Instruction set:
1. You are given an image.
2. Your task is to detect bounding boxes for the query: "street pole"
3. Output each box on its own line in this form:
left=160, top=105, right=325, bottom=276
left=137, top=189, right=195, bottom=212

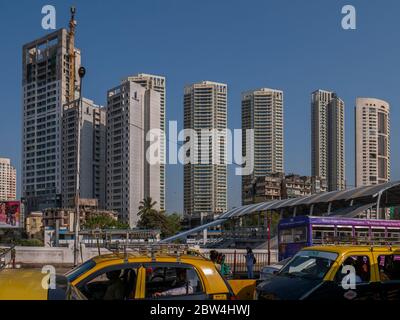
left=267, top=211, right=271, bottom=265
left=73, top=66, right=86, bottom=266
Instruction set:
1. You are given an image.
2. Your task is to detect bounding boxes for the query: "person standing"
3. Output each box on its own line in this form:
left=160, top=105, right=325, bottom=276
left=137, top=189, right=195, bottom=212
left=218, top=253, right=231, bottom=277
left=245, top=247, right=256, bottom=279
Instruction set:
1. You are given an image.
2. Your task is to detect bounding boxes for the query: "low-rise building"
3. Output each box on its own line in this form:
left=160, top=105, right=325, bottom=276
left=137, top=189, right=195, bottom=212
left=243, top=173, right=327, bottom=205
left=25, top=211, right=43, bottom=239
left=43, top=205, right=118, bottom=232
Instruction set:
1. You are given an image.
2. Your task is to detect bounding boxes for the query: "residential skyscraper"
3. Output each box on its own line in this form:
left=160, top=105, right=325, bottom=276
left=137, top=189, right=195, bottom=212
left=106, top=78, right=162, bottom=227
left=311, top=90, right=345, bottom=191
left=127, top=73, right=166, bottom=210
left=0, top=158, right=16, bottom=201
left=183, top=81, right=228, bottom=221
left=61, top=98, right=106, bottom=208
left=22, top=29, right=81, bottom=213
left=241, top=88, right=284, bottom=203
left=355, top=98, right=390, bottom=187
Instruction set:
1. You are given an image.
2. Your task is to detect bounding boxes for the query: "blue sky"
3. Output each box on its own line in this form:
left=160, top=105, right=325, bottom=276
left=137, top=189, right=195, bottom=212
left=0, top=0, right=399, bottom=214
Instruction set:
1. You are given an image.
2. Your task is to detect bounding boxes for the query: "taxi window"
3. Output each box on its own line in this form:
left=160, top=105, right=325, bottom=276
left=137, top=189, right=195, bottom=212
left=145, top=265, right=204, bottom=298
left=335, top=255, right=371, bottom=283
left=377, top=255, right=400, bottom=281
left=69, top=285, right=87, bottom=300
left=79, top=266, right=138, bottom=300
left=279, top=250, right=337, bottom=280
left=280, top=227, right=307, bottom=244
left=65, top=260, right=96, bottom=282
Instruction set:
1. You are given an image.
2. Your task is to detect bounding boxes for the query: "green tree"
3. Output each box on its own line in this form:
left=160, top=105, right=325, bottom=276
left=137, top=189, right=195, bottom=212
left=83, top=214, right=129, bottom=230
left=137, top=197, right=166, bottom=232
left=137, top=198, right=182, bottom=238
left=138, top=197, right=158, bottom=218
left=163, top=212, right=182, bottom=238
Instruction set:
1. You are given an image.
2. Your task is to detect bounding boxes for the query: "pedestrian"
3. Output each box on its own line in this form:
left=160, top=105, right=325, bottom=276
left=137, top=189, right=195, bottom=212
left=209, top=250, right=218, bottom=263
left=210, top=250, right=221, bottom=271
left=216, top=253, right=231, bottom=277
left=244, top=247, right=256, bottom=279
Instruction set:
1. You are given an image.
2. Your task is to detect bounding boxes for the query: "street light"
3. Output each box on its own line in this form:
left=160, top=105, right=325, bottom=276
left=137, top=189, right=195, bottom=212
left=73, top=66, right=86, bottom=266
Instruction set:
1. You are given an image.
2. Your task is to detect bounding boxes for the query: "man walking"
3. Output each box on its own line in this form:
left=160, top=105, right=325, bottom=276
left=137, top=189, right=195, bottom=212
left=245, top=247, right=256, bottom=279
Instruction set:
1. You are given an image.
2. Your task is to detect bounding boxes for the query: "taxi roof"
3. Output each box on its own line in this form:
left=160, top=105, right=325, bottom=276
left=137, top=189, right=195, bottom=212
left=92, top=251, right=209, bottom=263
left=302, top=245, right=400, bottom=255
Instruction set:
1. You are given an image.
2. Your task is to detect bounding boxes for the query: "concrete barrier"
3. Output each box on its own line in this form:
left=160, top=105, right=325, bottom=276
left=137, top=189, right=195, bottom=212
left=14, top=246, right=111, bottom=267
left=12, top=246, right=279, bottom=270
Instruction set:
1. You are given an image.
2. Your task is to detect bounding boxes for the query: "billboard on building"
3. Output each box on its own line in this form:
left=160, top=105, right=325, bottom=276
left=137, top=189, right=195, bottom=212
left=0, top=201, right=21, bottom=228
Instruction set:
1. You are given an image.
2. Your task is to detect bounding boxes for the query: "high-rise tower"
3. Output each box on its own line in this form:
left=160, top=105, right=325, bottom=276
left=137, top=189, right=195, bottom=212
left=311, top=90, right=345, bottom=191
left=106, top=78, right=162, bottom=227
left=241, top=88, right=284, bottom=203
left=22, top=25, right=81, bottom=213
left=355, top=98, right=390, bottom=187
left=183, top=81, right=228, bottom=220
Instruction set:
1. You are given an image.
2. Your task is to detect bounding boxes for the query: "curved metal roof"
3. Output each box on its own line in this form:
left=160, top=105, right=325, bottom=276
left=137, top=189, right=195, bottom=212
left=227, top=181, right=400, bottom=217
left=161, top=181, right=400, bottom=243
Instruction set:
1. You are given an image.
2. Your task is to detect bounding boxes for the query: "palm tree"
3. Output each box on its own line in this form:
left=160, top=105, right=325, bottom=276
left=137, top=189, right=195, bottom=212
left=138, top=197, right=158, bottom=218
left=137, top=197, right=163, bottom=230
left=137, top=197, right=182, bottom=238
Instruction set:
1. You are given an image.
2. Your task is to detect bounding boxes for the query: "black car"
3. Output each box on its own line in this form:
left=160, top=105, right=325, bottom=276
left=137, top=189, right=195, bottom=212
left=256, top=247, right=400, bottom=300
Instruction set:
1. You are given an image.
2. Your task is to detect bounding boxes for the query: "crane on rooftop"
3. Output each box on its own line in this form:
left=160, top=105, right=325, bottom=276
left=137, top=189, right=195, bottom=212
left=68, top=6, right=77, bottom=102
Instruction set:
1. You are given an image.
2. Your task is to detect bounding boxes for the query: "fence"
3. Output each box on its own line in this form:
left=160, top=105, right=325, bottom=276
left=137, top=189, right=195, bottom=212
left=0, top=245, right=15, bottom=269
left=200, top=248, right=278, bottom=276
left=1, top=245, right=278, bottom=273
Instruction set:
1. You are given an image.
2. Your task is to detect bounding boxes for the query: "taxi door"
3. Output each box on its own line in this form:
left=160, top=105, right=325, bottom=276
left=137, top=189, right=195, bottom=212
left=372, top=249, right=400, bottom=300
left=330, top=251, right=380, bottom=300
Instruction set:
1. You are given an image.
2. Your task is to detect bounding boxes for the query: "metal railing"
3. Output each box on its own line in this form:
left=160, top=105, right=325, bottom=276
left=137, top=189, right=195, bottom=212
left=223, top=228, right=270, bottom=240
left=105, top=242, right=205, bottom=262
left=201, top=249, right=279, bottom=276
left=0, top=245, right=15, bottom=270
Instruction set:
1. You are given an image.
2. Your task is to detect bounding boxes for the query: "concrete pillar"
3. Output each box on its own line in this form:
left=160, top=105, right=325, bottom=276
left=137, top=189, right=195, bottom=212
left=376, top=191, right=383, bottom=220
left=264, top=212, right=268, bottom=229
left=327, top=203, right=332, bottom=216
left=203, top=228, right=208, bottom=245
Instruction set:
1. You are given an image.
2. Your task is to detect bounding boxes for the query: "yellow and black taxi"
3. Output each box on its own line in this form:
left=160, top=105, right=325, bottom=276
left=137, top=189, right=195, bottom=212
left=0, top=269, right=87, bottom=300
left=65, top=244, right=255, bottom=300
left=256, top=245, right=400, bottom=300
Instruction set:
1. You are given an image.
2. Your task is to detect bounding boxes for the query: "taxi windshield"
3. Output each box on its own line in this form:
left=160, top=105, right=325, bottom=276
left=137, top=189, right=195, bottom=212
left=65, top=260, right=96, bottom=282
left=278, top=250, right=337, bottom=280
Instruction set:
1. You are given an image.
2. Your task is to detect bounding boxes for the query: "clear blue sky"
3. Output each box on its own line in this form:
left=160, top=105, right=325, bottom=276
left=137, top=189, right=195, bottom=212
left=0, top=0, right=399, bottom=214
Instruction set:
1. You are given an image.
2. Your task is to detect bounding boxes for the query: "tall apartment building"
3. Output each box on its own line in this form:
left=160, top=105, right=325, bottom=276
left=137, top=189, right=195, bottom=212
left=311, top=90, right=345, bottom=191
left=61, top=98, right=106, bottom=208
left=107, top=78, right=162, bottom=227
left=22, top=29, right=81, bottom=213
left=127, top=74, right=166, bottom=210
left=241, top=88, right=284, bottom=203
left=183, top=81, right=228, bottom=221
left=0, top=158, right=17, bottom=201
left=355, top=98, right=390, bottom=187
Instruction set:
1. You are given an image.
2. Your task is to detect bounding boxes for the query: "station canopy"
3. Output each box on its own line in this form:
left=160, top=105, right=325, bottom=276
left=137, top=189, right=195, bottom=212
left=161, top=180, right=400, bottom=243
